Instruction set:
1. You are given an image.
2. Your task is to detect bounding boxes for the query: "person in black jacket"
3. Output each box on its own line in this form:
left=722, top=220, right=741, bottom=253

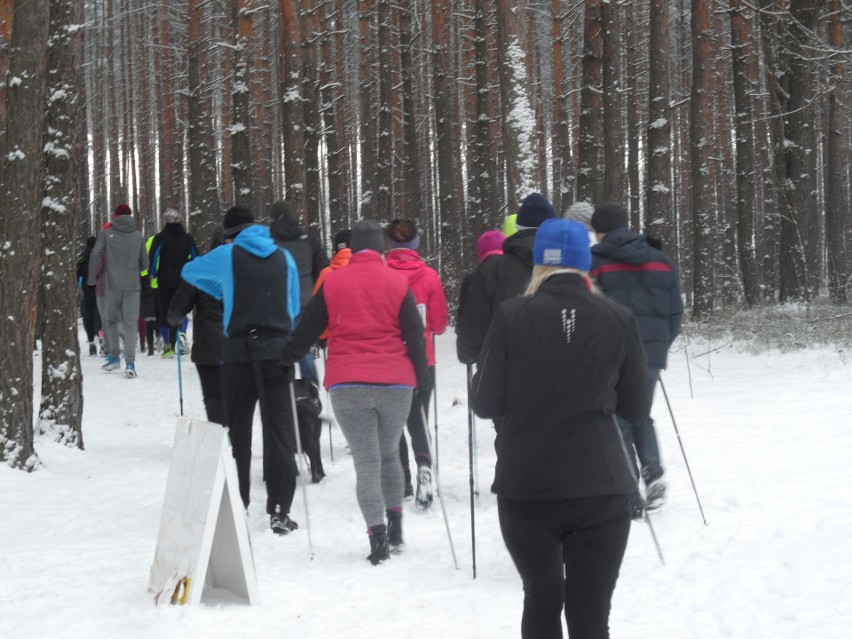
left=76, top=236, right=101, bottom=356
left=456, top=192, right=556, bottom=364
left=269, top=200, right=330, bottom=386
left=590, top=202, right=684, bottom=515
left=149, top=209, right=199, bottom=356
left=472, top=219, right=649, bottom=639
left=167, top=227, right=226, bottom=425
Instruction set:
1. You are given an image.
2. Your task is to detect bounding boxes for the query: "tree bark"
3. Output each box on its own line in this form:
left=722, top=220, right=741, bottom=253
left=577, top=0, right=603, bottom=204
left=188, top=0, right=219, bottom=249
left=551, top=0, right=571, bottom=213
left=279, top=0, right=305, bottom=216
left=600, top=1, right=624, bottom=202
left=0, top=0, right=50, bottom=470
left=231, top=0, right=254, bottom=210
left=646, top=0, right=672, bottom=245
left=38, top=0, right=85, bottom=448
left=375, top=0, right=394, bottom=222
left=690, top=0, right=715, bottom=318
left=729, top=0, right=761, bottom=307
left=825, top=0, right=846, bottom=304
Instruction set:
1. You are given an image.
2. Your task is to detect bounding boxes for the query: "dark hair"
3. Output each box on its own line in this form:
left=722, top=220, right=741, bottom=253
left=387, top=219, right=418, bottom=243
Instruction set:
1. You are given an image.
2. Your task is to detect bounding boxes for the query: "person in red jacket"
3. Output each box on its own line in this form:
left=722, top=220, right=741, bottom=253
left=385, top=219, right=448, bottom=510
left=282, top=219, right=429, bottom=565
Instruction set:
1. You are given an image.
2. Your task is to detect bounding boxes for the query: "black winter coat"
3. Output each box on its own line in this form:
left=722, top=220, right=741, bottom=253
left=167, top=280, right=224, bottom=366
left=270, top=217, right=330, bottom=309
left=150, top=223, right=199, bottom=290
left=472, top=273, right=649, bottom=501
left=590, top=227, right=683, bottom=368
left=456, top=229, right=537, bottom=364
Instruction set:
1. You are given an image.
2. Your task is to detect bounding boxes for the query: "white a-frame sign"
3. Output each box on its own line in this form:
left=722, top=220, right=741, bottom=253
left=149, top=417, right=259, bottom=606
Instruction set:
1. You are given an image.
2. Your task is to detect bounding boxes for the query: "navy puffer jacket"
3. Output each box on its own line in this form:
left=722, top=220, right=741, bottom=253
left=591, top=227, right=683, bottom=368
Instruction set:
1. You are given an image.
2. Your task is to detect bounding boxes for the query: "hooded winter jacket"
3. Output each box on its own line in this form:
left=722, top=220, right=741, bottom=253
left=180, top=224, right=300, bottom=363
left=385, top=248, right=448, bottom=366
left=472, top=273, right=649, bottom=501
left=270, top=216, right=329, bottom=309
left=456, top=228, right=537, bottom=364
left=149, top=223, right=198, bottom=290
left=282, top=250, right=429, bottom=391
left=87, top=215, right=148, bottom=291
left=590, top=227, right=683, bottom=369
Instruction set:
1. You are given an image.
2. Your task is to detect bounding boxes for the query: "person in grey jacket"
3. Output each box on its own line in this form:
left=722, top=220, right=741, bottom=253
left=88, top=203, right=149, bottom=377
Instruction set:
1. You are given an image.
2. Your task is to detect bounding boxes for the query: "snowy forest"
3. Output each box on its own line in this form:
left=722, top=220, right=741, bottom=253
left=0, top=0, right=850, bottom=470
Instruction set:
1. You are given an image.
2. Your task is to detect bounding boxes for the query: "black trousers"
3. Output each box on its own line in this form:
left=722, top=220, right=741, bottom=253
left=220, top=360, right=297, bottom=515
left=497, top=494, right=631, bottom=639
left=399, top=366, right=435, bottom=480
left=195, top=363, right=226, bottom=426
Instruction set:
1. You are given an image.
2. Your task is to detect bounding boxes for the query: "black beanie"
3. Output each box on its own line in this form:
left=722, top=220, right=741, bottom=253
left=516, top=193, right=556, bottom=229
left=351, top=219, right=385, bottom=254
left=591, top=202, right=628, bottom=234
left=333, top=229, right=352, bottom=252
left=223, top=206, right=255, bottom=238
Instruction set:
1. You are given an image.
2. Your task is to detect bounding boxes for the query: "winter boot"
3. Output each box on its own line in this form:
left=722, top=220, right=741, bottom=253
left=147, top=341, right=154, bottom=356
left=645, top=479, right=666, bottom=511
left=387, top=509, right=403, bottom=547
left=88, top=342, right=97, bottom=356
left=367, top=525, right=390, bottom=565
left=415, top=465, right=434, bottom=512
left=270, top=510, right=299, bottom=535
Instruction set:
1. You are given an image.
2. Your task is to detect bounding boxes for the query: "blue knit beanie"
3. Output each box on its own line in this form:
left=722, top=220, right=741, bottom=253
left=533, top=219, right=592, bottom=271
left=516, top=193, right=557, bottom=229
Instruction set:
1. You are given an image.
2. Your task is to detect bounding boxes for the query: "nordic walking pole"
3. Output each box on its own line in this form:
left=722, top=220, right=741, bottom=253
left=659, top=377, right=707, bottom=525
left=466, top=364, right=477, bottom=579
left=176, top=335, right=184, bottom=416
left=321, top=347, right=333, bottom=462
left=421, top=403, right=459, bottom=570
left=612, top=417, right=665, bottom=565
left=288, top=374, right=315, bottom=557
left=432, top=336, right=439, bottom=474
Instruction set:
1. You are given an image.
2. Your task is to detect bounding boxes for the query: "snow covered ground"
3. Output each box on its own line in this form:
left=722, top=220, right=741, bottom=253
left=2, top=328, right=851, bottom=638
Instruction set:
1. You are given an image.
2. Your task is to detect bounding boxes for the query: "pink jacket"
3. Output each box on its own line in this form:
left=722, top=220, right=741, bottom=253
left=385, top=248, right=448, bottom=366
left=322, top=250, right=417, bottom=388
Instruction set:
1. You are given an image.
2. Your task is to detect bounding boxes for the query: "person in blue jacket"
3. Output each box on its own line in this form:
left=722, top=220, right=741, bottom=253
left=181, top=206, right=302, bottom=535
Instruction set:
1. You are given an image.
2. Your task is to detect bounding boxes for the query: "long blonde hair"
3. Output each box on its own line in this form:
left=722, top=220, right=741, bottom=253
left=525, top=265, right=598, bottom=296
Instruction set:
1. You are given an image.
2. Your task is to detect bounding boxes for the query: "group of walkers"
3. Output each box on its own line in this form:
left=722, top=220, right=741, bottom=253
left=78, top=190, right=683, bottom=637
left=77, top=203, right=199, bottom=378
left=463, top=194, right=683, bottom=638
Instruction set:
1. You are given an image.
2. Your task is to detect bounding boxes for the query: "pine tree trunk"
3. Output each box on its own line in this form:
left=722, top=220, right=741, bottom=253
left=601, top=1, right=624, bottom=202
left=188, top=0, right=220, bottom=249
left=0, top=1, right=13, bottom=165
left=777, top=0, right=818, bottom=302
left=825, top=0, right=847, bottom=304
left=432, top=0, right=461, bottom=308
left=301, top=4, right=322, bottom=230
left=375, top=0, right=394, bottom=222
left=646, top=0, right=672, bottom=244
left=551, top=0, right=571, bottom=212
left=0, top=0, right=50, bottom=470
left=231, top=0, right=254, bottom=210
left=279, top=0, right=305, bottom=215
left=577, top=0, right=603, bottom=204
left=38, top=0, right=85, bottom=448
left=730, top=0, right=761, bottom=307
left=690, top=0, right=715, bottom=318
left=320, top=0, right=349, bottom=234
left=399, top=4, right=422, bottom=223
left=358, top=0, right=376, bottom=214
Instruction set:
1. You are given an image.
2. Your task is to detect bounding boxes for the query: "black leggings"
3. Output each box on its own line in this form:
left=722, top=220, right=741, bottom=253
left=497, top=494, right=631, bottom=639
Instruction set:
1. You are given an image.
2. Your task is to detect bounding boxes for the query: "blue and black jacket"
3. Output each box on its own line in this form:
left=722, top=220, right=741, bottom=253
left=181, top=224, right=300, bottom=363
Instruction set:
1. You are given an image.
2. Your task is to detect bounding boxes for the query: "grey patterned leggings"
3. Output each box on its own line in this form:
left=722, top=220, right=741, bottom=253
left=330, top=385, right=413, bottom=528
